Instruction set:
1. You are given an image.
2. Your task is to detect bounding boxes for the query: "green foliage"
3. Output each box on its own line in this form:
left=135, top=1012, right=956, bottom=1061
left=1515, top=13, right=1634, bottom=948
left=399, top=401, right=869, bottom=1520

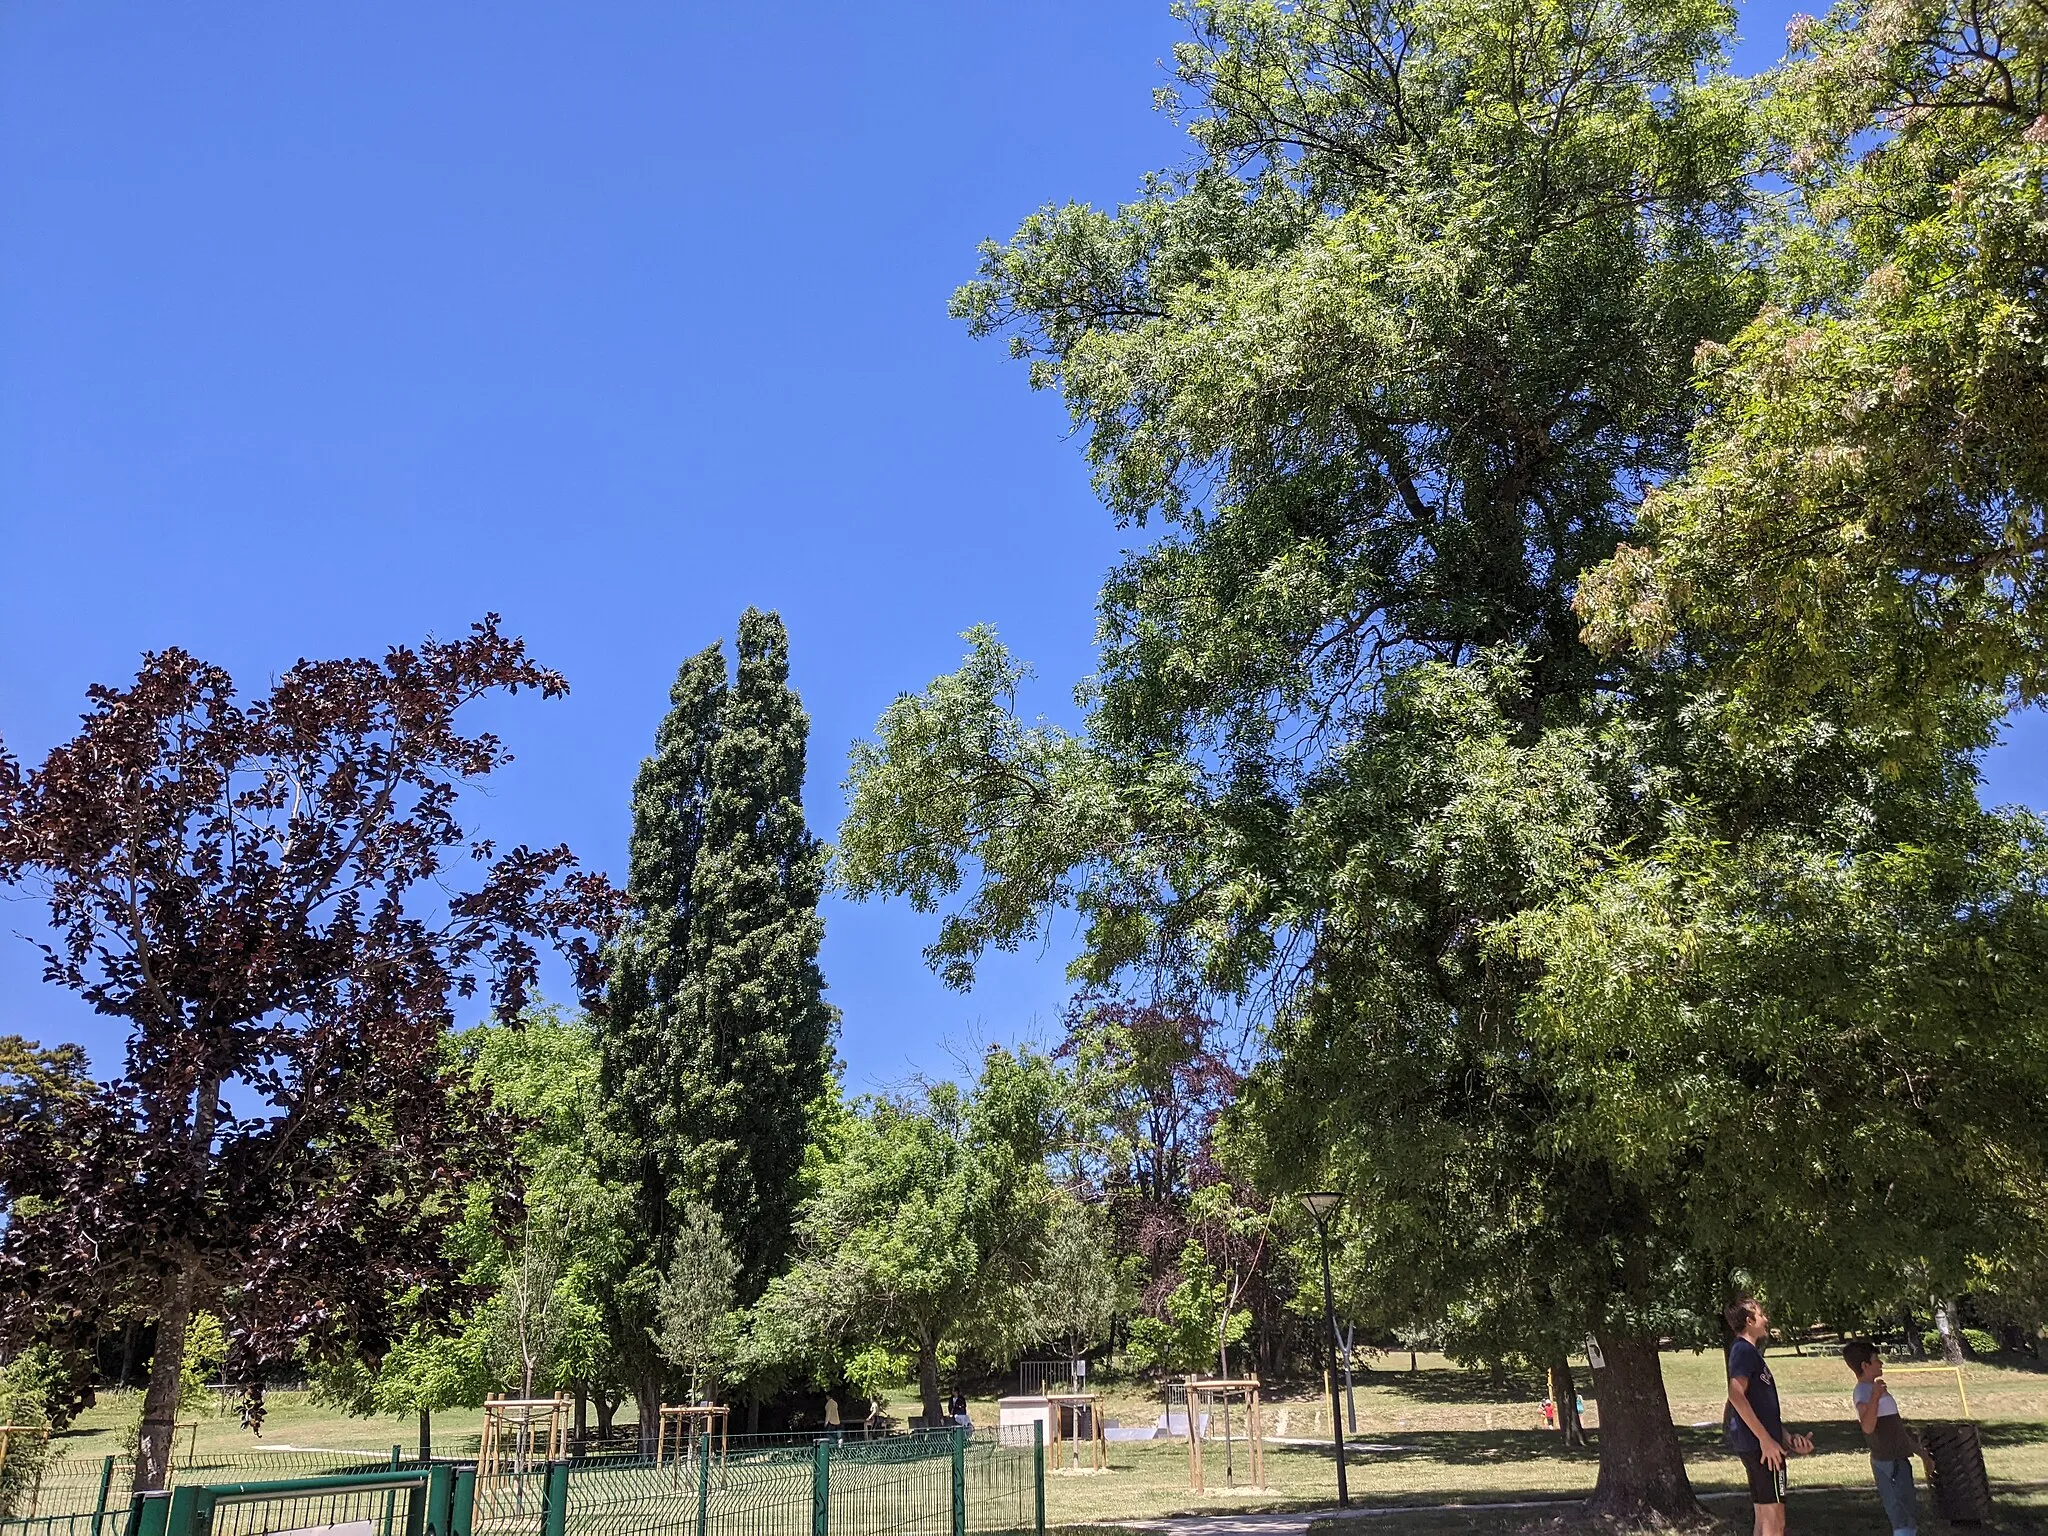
left=841, top=0, right=2048, bottom=1518
left=1125, top=1242, right=1250, bottom=1377
left=1019, top=1193, right=1137, bottom=1361
left=0, top=1348, right=62, bottom=1517
left=654, top=1202, right=741, bottom=1400
left=754, top=1049, right=1064, bottom=1424
left=1577, top=0, right=2048, bottom=720
left=841, top=1346, right=910, bottom=1410
left=1923, top=1328, right=2000, bottom=1357
left=600, top=608, right=838, bottom=1423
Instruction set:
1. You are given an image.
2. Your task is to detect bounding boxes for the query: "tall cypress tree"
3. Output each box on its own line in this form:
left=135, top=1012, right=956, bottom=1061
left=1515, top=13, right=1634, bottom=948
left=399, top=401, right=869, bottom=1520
left=597, top=643, right=726, bottom=1437
left=597, top=610, right=835, bottom=1429
left=673, top=609, right=836, bottom=1294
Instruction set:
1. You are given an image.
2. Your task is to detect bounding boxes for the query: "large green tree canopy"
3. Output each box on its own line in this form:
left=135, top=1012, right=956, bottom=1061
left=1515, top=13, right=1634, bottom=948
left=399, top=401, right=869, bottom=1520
left=1578, top=0, right=2048, bottom=719
left=840, top=0, right=2048, bottom=1519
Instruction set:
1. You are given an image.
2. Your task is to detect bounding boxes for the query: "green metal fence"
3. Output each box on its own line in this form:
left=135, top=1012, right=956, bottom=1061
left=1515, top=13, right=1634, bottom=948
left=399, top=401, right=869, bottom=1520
left=1, top=1450, right=415, bottom=1536
left=0, top=1428, right=1040, bottom=1536
left=509, top=1428, right=1039, bottom=1536
left=124, top=1466, right=459, bottom=1536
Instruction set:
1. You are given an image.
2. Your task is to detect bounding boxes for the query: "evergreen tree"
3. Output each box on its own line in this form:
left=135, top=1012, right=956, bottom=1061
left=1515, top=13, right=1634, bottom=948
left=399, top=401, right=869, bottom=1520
left=597, top=611, right=835, bottom=1434
left=675, top=609, right=837, bottom=1293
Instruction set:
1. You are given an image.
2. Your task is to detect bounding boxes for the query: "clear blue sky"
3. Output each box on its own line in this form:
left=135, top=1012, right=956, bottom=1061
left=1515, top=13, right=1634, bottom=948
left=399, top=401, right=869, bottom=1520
left=3, top=1, right=2041, bottom=1092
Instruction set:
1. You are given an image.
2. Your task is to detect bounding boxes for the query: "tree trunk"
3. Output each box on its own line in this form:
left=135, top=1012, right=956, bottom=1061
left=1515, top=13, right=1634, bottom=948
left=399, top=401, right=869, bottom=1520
left=918, top=1335, right=943, bottom=1427
left=134, top=1264, right=198, bottom=1493
left=1583, top=1332, right=1700, bottom=1522
left=634, top=1377, right=663, bottom=1458
left=573, top=1386, right=587, bottom=1454
left=1936, top=1303, right=1966, bottom=1366
left=419, top=1410, right=432, bottom=1463
left=1548, top=1354, right=1586, bottom=1449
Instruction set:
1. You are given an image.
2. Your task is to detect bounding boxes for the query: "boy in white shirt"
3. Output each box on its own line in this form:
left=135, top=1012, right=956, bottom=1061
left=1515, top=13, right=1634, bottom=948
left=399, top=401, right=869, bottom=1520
left=1844, top=1340, right=1930, bottom=1536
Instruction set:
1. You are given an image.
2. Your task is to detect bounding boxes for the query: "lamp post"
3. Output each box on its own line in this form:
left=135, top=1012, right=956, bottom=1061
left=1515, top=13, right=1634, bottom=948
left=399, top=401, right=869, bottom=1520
left=1300, top=1191, right=1349, bottom=1507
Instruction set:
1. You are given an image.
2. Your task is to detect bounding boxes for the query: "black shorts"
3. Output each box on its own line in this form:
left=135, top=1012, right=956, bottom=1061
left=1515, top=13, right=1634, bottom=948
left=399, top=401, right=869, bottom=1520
left=1740, top=1452, right=1787, bottom=1506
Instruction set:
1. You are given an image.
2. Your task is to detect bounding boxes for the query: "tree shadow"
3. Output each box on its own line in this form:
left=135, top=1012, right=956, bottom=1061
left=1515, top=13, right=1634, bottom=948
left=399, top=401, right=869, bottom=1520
left=1364, top=1369, right=1554, bottom=1406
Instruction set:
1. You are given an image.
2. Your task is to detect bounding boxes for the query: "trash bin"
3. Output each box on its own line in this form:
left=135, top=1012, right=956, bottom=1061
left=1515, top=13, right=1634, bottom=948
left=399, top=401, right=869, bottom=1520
left=1922, top=1421, right=1995, bottom=1525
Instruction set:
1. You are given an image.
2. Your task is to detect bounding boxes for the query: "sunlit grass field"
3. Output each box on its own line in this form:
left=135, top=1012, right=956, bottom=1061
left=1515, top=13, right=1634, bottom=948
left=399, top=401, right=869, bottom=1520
left=46, top=1347, right=2048, bottom=1529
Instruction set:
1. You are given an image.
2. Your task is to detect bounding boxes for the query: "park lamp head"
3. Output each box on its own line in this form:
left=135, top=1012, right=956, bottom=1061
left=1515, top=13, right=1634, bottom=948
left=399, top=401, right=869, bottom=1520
left=1300, top=1190, right=1342, bottom=1222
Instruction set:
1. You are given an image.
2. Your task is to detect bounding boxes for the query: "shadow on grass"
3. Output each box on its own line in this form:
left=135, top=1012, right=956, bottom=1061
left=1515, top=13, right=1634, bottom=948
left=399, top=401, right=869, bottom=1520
left=1299, top=1481, right=2048, bottom=1536
left=1364, top=1372, right=1552, bottom=1408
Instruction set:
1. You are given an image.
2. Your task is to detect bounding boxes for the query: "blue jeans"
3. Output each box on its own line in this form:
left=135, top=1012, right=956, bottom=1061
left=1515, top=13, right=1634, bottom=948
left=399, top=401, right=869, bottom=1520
left=1872, top=1456, right=1918, bottom=1536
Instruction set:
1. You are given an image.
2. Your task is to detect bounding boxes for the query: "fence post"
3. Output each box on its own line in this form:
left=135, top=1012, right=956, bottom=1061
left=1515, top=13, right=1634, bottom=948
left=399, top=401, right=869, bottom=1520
left=541, top=1461, right=570, bottom=1536
left=450, top=1466, right=476, bottom=1536
left=90, top=1455, right=117, bottom=1536
left=811, top=1439, right=830, bottom=1536
left=696, top=1425, right=711, bottom=1536
left=1032, top=1422, right=1045, bottom=1536
left=950, top=1429, right=966, bottom=1536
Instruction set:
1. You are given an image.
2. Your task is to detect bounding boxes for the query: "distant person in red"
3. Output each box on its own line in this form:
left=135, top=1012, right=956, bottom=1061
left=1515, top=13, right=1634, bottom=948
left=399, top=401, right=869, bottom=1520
left=1726, top=1299, right=1814, bottom=1536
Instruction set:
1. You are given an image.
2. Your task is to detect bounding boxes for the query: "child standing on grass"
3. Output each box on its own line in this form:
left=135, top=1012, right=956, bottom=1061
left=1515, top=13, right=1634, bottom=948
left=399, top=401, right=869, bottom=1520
left=1844, top=1340, right=1931, bottom=1536
left=1727, top=1299, right=1814, bottom=1536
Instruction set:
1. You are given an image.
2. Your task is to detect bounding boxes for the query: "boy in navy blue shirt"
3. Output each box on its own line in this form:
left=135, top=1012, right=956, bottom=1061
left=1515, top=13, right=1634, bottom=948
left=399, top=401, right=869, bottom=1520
left=1727, top=1300, right=1814, bottom=1536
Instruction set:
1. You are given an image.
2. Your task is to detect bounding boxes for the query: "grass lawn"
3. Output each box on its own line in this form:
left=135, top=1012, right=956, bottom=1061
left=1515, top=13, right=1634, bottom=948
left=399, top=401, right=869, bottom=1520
left=43, top=1348, right=2048, bottom=1533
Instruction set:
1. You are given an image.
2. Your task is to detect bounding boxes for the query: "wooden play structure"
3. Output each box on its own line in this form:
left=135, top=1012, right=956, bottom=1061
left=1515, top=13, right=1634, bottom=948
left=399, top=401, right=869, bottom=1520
left=1184, top=1377, right=1265, bottom=1492
left=1041, top=1392, right=1105, bottom=1472
left=479, top=1395, right=571, bottom=1480
left=655, top=1403, right=731, bottom=1468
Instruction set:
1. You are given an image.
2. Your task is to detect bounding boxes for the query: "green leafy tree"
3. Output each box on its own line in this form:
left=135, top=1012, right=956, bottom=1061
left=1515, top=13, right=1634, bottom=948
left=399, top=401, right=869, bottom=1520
left=755, top=1049, right=1063, bottom=1426
left=309, top=1009, right=629, bottom=1452
left=1126, top=1243, right=1249, bottom=1378
left=1020, top=1193, right=1136, bottom=1367
left=1579, top=0, right=2048, bottom=721
left=599, top=610, right=836, bottom=1437
left=839, top=0, right=2045, bottom=1518
left=654, top=1202, right=741, bottom=1402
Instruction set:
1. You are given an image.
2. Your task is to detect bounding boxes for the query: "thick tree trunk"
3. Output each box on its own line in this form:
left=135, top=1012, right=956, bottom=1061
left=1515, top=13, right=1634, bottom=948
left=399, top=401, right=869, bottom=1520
left=1548, top=1354, right=1586, bottom=1449
left=635, top=1378, right=663, bottom=1458
left=135, top=1265, right=197, bottom=1493
left=1583, top=1333, right=1700, bottom=1522
left=918, top=1335, right=942, bottom=1427
left=419, top=1410, right=432, bottom=1463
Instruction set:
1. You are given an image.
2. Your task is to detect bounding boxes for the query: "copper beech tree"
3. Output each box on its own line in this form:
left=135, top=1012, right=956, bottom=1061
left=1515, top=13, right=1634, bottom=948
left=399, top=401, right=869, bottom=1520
left=0, top=619, right=615, bottom=1491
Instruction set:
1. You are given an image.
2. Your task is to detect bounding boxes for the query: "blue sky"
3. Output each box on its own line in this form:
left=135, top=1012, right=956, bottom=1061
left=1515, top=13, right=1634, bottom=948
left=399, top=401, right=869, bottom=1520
left=3, top=1, right=2041, bottom=1092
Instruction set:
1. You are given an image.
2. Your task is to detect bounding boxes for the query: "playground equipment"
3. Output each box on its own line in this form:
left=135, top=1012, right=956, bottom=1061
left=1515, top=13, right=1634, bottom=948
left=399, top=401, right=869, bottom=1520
left=1184, top=1378, right=1265, bottom=1492
left=653, top=1404, right=730, bottom=1469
